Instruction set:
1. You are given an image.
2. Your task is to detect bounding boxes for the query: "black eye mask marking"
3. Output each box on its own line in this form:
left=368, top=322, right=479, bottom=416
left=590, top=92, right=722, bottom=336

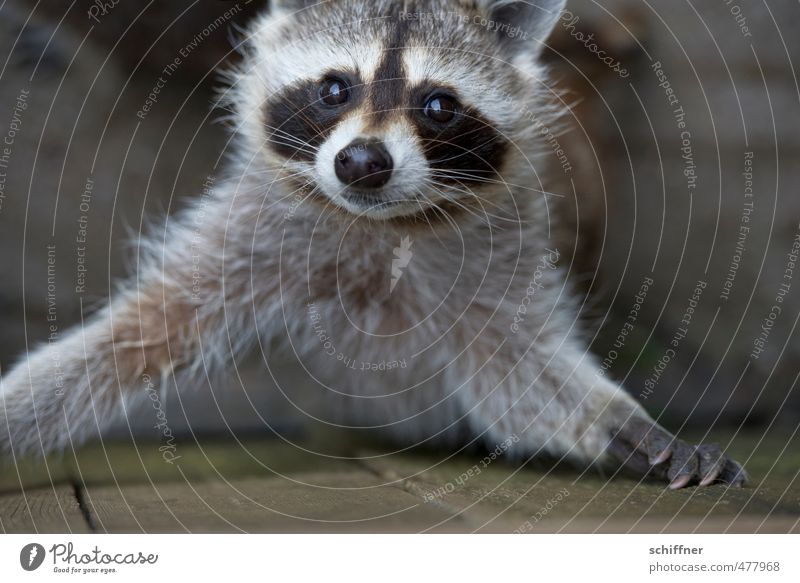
left=410, top=84, right=509, bottom=186
left=264, top=70, right=364, bottom=162
left=265, top=75, right=507, bottom=182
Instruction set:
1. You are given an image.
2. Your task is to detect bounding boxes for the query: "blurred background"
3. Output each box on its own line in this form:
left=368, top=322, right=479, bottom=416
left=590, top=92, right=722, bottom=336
left=0, top=0, right=798, bottom=444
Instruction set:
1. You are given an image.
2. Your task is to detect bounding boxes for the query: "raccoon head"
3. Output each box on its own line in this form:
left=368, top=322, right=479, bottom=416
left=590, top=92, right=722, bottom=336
left=232, top=0, right=566, bottom=220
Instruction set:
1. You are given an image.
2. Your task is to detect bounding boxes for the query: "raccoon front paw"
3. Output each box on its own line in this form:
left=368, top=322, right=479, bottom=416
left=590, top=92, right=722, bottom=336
left=607, top=417, right=748, bottom=489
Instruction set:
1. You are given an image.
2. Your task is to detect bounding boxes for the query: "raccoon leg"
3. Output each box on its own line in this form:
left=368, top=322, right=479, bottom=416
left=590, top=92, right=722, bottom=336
left=1, top=295, right=178, bottom=457
left=0, top=203, right=261, bottom=458
left=455, top=343, right=747, bottom=488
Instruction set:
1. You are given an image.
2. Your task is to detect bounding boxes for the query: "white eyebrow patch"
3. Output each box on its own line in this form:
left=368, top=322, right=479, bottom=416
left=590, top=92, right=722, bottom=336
left=403, top=42, right=510, bottom=126
left=252, top=14, right=385, bottom=93
left=360, top=39, right=392, bottom=84
left=403, top=44, right=450, bottom=87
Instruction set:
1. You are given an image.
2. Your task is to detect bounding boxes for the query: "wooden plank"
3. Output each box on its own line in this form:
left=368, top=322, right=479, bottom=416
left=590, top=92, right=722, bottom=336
left=82, top=471, right=459, bottom=533
left=542, top=516, right=800, bottom=534
left=356, top=430, right=800, bottom=533
left=0, top=455, right=72, bottom=494
left=0, top=486, right=90, bottom=533
left=2, top=430, right=794, bottom=533
left=63, top=435, right=363, bottom=486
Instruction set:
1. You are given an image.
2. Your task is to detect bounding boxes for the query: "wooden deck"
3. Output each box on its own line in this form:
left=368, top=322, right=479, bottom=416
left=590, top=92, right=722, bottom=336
left=1, top=429, right=798, bottom=533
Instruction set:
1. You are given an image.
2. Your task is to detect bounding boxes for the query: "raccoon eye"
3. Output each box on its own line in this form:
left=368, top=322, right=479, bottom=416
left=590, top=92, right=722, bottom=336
left=423, top=95, right=458, bottom=123
left=319, top=77, right=349, bottom=106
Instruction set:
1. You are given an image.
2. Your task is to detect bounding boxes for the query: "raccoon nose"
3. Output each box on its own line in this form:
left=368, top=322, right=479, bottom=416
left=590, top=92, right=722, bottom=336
left=334, top=140, right=393, bottom=189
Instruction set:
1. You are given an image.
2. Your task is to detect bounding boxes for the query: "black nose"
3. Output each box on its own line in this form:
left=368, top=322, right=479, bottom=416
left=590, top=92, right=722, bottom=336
left=334, top=140, right=393, bottom=189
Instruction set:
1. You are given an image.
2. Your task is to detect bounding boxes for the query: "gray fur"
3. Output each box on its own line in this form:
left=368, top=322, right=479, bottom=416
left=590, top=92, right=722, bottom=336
left=0, top=0, right=745, bottom=488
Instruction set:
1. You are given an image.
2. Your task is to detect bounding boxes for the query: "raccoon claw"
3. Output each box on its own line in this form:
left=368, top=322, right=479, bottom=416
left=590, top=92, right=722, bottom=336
left=607, top=417, right=748, bottom=489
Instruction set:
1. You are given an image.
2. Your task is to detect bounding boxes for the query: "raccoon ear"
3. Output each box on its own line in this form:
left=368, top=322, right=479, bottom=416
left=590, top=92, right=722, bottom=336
left=478, top=0, right=567, bottom=56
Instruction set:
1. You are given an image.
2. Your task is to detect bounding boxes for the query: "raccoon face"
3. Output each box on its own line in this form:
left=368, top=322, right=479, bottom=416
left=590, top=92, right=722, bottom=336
left=239, top=0, right=566, bottom=219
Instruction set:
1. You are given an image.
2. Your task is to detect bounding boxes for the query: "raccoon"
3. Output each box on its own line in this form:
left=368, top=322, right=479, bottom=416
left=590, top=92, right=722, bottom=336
left=0, top=0, right=746, bottom=489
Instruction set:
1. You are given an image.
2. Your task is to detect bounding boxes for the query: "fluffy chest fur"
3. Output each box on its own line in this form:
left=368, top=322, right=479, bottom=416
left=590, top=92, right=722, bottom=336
left=230, top=173, right=557, bottom=377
